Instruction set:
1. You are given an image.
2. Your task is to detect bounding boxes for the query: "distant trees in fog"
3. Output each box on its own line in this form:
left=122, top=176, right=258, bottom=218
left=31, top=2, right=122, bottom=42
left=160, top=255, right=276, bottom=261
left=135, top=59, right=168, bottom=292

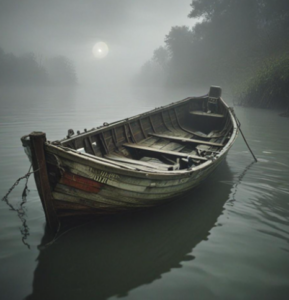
left=137, top=0, right=289, bottom=91
left=152, top=46, right=169, bottom=70
left=0, top=48, right=77, bottom=86
left=45, top=56, right=77, bottom=86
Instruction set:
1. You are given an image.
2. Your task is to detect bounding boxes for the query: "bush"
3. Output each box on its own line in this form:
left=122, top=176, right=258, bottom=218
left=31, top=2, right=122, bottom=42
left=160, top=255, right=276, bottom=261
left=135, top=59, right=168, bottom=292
left=236, top=52, right=289, bottom=109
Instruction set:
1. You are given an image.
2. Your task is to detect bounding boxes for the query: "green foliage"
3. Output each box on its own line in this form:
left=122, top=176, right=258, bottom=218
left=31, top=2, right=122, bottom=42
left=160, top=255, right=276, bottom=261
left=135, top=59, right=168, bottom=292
left=235, top=52, right=289, bottom=108
left=137, top=0, right=289, bottom=109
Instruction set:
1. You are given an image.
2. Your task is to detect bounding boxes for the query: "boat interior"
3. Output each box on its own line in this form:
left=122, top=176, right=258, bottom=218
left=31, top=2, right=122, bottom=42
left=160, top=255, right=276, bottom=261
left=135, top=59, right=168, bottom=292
left=58, top=93, right=233, bottom=172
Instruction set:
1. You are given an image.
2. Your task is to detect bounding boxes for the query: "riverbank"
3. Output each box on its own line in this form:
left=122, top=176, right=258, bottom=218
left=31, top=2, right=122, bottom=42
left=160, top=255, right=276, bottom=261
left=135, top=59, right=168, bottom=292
left=235, top=52, right=289, bottom=110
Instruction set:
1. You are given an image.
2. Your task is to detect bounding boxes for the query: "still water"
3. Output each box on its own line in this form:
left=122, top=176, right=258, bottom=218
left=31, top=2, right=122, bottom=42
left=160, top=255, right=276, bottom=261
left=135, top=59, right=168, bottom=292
left=0, top=85, right=288, bottom=300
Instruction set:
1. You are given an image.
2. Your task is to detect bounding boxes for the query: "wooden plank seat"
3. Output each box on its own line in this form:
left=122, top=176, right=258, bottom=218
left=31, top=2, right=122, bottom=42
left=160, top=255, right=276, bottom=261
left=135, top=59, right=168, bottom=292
left=123, top=143, right=208, bottom=161
left=190, top=111, right=225, bottom=118
left=64, top=147, right=180, bottom=172
left=149, top=133, right=224, bottom=147
left=105, top=154, right=178, bottom=171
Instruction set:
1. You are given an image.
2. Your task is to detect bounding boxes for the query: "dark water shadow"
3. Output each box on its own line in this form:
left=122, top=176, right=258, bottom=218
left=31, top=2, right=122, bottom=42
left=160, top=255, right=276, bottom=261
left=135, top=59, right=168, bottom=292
left=26, top=161, right=233, bottom=300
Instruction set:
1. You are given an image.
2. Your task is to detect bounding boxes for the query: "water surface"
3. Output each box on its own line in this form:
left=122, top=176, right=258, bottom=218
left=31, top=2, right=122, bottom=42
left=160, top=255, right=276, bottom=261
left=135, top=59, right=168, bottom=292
left=0, top=86, right=289, bottom=300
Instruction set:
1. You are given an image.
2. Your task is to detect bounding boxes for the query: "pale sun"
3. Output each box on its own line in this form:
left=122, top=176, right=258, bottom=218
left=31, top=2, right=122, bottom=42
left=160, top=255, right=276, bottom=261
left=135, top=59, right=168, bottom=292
left=92, top=42, right=109, bottom=59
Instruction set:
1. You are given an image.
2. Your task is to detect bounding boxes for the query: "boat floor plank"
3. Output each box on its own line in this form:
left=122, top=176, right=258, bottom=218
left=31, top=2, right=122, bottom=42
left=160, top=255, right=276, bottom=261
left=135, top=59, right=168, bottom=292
left=159, top=142, right=185, bottom=153
left=138, top=136, right=160, bottom=147
left=148, top=139, right=172, bottom=150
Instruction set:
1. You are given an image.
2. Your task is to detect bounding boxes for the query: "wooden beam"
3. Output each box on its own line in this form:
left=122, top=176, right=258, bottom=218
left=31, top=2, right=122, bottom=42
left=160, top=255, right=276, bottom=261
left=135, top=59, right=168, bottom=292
left=100, top=133, right=109, bottom=154
left=127, top=123, right=137, bottom=143
left=123, top=124, right=129, bottom=142
left=112, top=128, right=119, bottom=149
left=190, top=111, right=225, bottom=118
left=161, top=111, right=172, bottom=132
left=105, top=155, right=171, bottom=170
left=88, top=136, right=97, bottom=155
left=149, top=133, right=224, bottom=147
left=139, top=119, right=147, bottom=138
left=168, top=110, right=176, bottom=129
left=123, top=143, right=208, bottom=161
left=149, top=116, right=156, bottom=132
left=29, top=132, right=60, bottom=232
left=173, top=108, right=183, bottom=129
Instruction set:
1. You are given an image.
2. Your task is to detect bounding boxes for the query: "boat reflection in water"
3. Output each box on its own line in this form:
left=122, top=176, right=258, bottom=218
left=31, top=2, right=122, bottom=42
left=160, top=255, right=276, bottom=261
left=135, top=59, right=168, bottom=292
left=26, top=161, right=233, bottom=300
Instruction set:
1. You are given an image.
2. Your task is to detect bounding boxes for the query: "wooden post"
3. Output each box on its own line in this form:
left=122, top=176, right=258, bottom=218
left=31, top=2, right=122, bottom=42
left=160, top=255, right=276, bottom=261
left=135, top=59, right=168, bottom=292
left=29, top=132, right=59, bottom=232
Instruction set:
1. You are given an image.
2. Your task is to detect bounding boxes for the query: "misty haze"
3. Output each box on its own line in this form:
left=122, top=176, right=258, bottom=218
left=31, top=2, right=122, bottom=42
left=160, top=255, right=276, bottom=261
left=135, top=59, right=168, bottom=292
left=1, top=1, right=289, bottom=300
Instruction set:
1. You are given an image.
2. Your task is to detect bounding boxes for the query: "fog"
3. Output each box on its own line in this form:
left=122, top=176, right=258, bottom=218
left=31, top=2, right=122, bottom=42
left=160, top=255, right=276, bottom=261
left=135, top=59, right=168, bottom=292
left=1, top=0, right=288, bottom=108
left=0, top=0, right=195, bottom=85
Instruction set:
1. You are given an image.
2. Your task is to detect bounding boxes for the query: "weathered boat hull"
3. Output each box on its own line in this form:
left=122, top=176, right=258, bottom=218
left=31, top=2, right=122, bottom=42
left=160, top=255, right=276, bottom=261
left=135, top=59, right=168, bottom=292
left=47, top=146, right=226, bottom=214
left=21, top=88, right=238, bottom=231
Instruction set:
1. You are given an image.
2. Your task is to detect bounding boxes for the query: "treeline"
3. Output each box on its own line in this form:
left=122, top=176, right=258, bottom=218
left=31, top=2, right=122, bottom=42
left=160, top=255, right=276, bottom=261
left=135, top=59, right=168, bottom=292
left=0, top=47, right=77, bottom=86
left=137, top=0, right=289, bottom=108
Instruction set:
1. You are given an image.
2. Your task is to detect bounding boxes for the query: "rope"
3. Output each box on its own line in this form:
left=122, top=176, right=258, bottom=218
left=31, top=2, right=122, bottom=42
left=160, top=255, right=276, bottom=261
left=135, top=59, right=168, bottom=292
left=1, top=165, right=40, bottom=249
left=229, top=107, right=258, bottom=162
left=2, top=165, right=40, bottom=205
left=228, top=160, right=256, bottom=205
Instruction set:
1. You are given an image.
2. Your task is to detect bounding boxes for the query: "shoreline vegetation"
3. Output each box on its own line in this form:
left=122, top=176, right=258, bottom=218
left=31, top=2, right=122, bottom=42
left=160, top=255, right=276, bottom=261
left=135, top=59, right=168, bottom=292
left=0, top=47, right=77, bottom=86
left=235, top=53, right=289, bottom=110
left=136, top=0, right=289, bottom=111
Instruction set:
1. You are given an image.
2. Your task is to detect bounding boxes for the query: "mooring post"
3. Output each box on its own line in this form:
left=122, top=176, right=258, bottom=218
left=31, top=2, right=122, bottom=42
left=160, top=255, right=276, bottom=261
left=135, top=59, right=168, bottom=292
left=29, top=132, right=59, bottom=232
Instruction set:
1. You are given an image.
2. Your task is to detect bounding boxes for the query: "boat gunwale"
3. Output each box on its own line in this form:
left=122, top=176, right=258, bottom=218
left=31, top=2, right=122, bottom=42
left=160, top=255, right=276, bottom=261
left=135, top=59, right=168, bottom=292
left=45, top=96, right=237, bottom=179
left=22, top=95, right=238, bottom=179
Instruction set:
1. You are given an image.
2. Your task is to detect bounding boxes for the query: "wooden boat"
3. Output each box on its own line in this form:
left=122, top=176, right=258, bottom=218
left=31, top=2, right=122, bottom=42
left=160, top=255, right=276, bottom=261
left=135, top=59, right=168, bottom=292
left=21, top=86, right=238, bottom=232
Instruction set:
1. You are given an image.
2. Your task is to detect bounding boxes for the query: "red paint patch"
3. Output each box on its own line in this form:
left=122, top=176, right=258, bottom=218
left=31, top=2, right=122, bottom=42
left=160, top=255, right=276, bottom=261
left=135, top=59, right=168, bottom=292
left=60, top=172, right=103, bottom=193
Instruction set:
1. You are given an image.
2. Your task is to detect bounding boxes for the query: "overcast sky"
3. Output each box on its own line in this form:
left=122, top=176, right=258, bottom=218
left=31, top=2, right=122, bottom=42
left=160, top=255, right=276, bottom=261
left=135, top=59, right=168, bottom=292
left=0, top=0, right=197, bottom=84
